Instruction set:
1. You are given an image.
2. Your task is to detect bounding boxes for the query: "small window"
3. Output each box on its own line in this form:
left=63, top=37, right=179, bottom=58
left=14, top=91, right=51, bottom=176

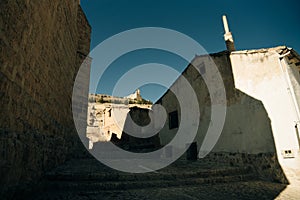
left=169, top=111, right=179, bottom=129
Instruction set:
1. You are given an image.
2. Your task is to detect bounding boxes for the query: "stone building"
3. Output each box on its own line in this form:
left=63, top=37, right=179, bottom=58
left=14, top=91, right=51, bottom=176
left=86, top=92, right=152, bottom=149
left=1, top=0, right=299, bottom=196
left=156, top=16, right=300, bottom=182
left=0, top=0, right=91, bottom=197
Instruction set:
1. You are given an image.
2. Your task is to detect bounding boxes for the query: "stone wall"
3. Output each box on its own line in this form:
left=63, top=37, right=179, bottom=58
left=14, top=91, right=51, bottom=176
left=0, top=0, right=91, bottom=196
left=156, top=50, right=287, bottom=182
left=107, top=106, right=161, bottom=152
left=158, top=51, right=276, bottom=154
left=230, top=47, right=300, bottom=157
left=203, top=152, right=287, bottom=184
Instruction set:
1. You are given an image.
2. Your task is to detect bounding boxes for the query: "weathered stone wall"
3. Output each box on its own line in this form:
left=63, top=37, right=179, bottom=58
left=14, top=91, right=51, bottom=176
left=158, top=51, right=276, bottom=154
left=121, top=107, right=161, bottom=151
left=203, top=152, right=287, bottom=183
left=0, top=0, right=91, bottom=196
left=156, top=50, right=286, bottom=181
left=230, top=47, right=300, bottom=160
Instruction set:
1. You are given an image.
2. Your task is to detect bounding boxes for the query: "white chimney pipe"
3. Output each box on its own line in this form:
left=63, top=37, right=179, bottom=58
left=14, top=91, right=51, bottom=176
left=222, top=15, right=230, bottom=33
left=222, top=15, right=235, bottom=51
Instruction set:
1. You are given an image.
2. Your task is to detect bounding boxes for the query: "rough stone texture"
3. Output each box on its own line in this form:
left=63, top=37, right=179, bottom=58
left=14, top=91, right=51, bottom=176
left=158, top=51, right=276, bottom=154
left=0, top=0, right=91, bottom=197
left=28, top=182, right=288, bottom=200
left=156, top=49, right=298, bottom=183
left=229, top=47, right=300, bottom=155
left=203, top=152, right=288, bottom=184
left=25, top=158, right=288, bottom=200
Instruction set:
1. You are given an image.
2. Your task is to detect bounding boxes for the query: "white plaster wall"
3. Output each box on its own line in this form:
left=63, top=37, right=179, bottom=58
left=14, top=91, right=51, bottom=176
left=230, top=51, right=300, bottom=157
left=213, top=97, right=275, bottom=153
left=158, top=52, right=297, bottom=156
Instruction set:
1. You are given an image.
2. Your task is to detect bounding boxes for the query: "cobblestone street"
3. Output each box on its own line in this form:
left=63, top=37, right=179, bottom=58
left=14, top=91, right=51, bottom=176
left=32, top=181, right=290, bottom=200
left=25, top=158, right=300, bottom=200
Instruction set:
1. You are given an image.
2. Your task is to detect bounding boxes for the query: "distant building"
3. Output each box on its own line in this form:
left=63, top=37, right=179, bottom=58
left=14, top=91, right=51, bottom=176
left=125, top=89, right=142, bottom=101
left=86, top=91, right=151, bottom=149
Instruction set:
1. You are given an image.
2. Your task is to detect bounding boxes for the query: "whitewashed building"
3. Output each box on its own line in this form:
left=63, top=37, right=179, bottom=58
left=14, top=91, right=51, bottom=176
left=156, top=16, right=300, bottom=182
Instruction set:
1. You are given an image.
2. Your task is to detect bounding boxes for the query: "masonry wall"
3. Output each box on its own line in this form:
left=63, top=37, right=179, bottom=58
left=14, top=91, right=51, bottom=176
left=0, top=0, right=91, bottom=195
left=158, top=52, right=276, bottom=154
left=157, top=49, right=297, bottom=182
left=230, top=48, right=300, bottom=161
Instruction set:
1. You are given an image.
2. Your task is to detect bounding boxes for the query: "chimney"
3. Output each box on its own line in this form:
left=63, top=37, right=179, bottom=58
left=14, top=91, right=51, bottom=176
left=222, top=15, right=235, bottom=51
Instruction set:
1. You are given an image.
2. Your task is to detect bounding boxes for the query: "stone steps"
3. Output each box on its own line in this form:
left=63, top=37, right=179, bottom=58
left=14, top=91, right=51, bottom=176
left=45, top=166, right=253, bottom=182
left=23, top=158, right=288, bottom=200
left=38, top=158, right=258, bottom=193
left=43, top=173, right=256, bottom=192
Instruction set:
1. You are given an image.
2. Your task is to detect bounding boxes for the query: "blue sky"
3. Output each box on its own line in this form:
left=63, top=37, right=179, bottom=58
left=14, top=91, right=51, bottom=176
left=81, top=0, right=300, bottom=102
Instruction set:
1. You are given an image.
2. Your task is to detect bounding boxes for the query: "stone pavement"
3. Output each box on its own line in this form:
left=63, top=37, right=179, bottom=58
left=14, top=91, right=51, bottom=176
left=32, top=181, right=286, bottom=200
left=21, top=157, right=300, bottom=200
left=275, top=157, right=300, bottom=200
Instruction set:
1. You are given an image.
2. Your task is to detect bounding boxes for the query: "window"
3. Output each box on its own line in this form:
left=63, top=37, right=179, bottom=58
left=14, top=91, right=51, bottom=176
left=169, top=111, right=179, bottom=129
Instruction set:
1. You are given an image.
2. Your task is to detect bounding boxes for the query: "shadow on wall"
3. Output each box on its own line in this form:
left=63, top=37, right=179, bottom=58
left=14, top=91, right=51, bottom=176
left=201, top=53, right=289, bottom=184
left=155, top=52, right=289, bottom=186
left=111, top=107, right=161, bottom=153
left=209, top=88, right=289, bottom=184
left=0, top=1, right=91, bottom=199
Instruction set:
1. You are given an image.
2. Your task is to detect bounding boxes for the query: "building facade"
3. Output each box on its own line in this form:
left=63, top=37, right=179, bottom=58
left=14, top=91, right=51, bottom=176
left=86, top=92, right=152, bottom=149
left=156, top=45, right=300, bottom=182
